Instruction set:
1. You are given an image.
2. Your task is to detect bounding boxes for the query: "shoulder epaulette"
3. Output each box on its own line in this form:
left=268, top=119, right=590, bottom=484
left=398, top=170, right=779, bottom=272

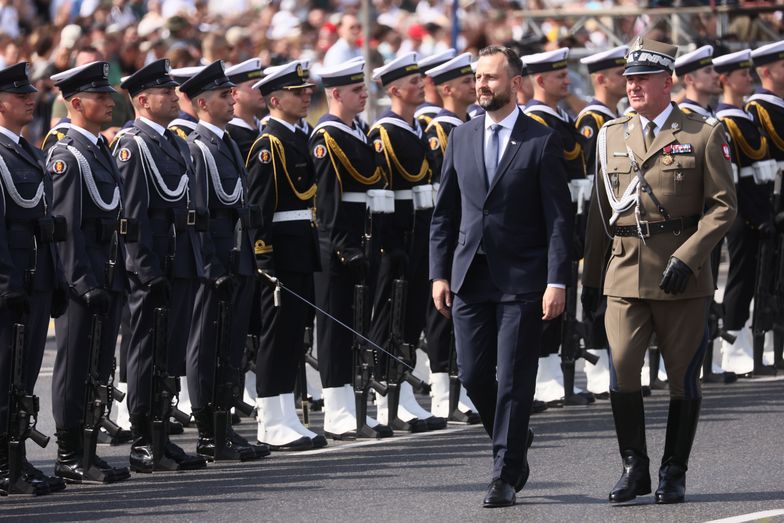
left=605, top=114, right=632, bottom=127
left=169, top=126, right=189, bottom=139
left=525, top=112, right=548, bottom=127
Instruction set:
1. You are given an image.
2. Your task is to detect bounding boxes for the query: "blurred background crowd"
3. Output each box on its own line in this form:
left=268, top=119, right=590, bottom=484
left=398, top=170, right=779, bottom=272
left=0, top=0, right=782, bottom=145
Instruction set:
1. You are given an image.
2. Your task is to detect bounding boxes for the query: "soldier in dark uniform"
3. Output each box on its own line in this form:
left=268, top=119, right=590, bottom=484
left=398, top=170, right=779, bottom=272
left=521, top=48, right=588, bottom=406
left=713, top=50, right=776, bottom=377
left=0, top=62, right=67, bottom=495
left=422, top=53, right=481, bottom=424
left=368, top=52, right=445, bottom=431
left=112, top=59, right=209, bottom=472
left=575, top=45, right=629, bottom=399
left=675, top=45, right=720, bottom=120
left=746, top=41, right=784, bottom=370
left=225, top=59, right=265, bottom=160
left=47, top=61, right=131, bottom=484
left=168, top=66, right=203, bottom=140
left=180, top=61, right=267, bottom=461
left=41, top=117, right=71, bottom=154
left=415, top=49, right=455, bottom=129
left=247, top=61, right=325, bottom=450
left=309, top=58, right=393, bottom=439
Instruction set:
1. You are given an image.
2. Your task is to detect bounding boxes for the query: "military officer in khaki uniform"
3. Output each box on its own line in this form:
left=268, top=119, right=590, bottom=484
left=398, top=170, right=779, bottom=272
left=582, top=37, right=736, bottom=505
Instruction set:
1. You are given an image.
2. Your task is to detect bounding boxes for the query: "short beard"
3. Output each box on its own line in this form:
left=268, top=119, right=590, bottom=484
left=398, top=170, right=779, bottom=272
left=478, top=89, right=510, bottom=111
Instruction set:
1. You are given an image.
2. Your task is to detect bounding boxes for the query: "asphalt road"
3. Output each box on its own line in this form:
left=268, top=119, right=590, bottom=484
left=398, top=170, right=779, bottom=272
left=5, top=337, right=784, bottom=523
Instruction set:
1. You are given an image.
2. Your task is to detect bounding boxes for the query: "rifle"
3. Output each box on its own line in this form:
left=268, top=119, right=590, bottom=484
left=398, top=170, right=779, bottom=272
left=298, top=327, right=313, bottom=426
left=149, top=306, right=180, bottom=470
left=7, top=322, right=49, bottom=495
left=212, top=296, right=253, bottom=461
left=752, top=215, right=779, bottom=376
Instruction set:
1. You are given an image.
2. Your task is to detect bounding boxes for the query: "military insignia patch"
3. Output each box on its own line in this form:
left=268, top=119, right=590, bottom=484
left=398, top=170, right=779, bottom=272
left=118, top=147, right=132, bottom=162
left=51, top=159, right=67, bottom=175
left=373, top=139, right=383, bottom=153
left=313, top=144, right=327, bottom=159
left=259, top=149, right=272, bottom=164
left=580, top=125, right=594, bottom=139
left=722, top=143, right=731, bottom=160
left=428, top=137, right=440, bottom=151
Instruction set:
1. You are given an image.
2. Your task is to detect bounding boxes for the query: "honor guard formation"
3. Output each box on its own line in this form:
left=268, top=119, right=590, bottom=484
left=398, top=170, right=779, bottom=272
left=2, top=30, right=784, bottom=511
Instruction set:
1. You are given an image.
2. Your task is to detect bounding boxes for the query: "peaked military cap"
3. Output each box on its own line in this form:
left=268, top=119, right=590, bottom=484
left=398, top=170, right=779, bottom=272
left=178, top=60, right=235, bottom=99
left=253, top=60, right=314, bottom=96
left=0, top=62, right=37, bottom=93
left=675, top=45, right=714, bottom=76
left=418, top=49, right=457, bottom=73
left=120, top=58, right=178, bottom=97
left=713, top=49, right=753, bottom=74
left=372, top=52, right=420, bottom=86
left=225, top=58, right=263, bottom=84
left=522, top=48, right=569, bottom=74
left=51, top=61, right=116, bottom=98
left=580, top=46, right=628, bottom=74
left=425, top=52, right=474, bottom=85
left=751, top=41, right=784, bottom=67
left=624, top=36, right=677, bottom=76
left=320, top=58, right=365, bottom=88
left=170, top=65, right=204, bottom=85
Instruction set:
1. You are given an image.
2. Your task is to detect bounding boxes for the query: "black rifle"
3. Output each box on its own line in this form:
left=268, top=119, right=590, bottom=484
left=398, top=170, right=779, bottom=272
left=212, top=296, right=253, bottom=461
left=7, top=322, right=49, bottom=495
left=149, top=306, right=180, bottom=470
left=298, top=327, right=313, bottom=426
left=752, top=215, right=779, bottom=376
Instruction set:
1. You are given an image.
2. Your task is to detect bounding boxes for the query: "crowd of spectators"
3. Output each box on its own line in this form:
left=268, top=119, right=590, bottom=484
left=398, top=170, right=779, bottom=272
left=0, top=0, right=781, bottom=144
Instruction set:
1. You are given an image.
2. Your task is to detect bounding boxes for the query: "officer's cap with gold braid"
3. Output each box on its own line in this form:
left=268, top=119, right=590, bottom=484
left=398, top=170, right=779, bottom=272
left=418, top=49, right=457, bottom=74
left=623, top=37, right=677, bottom=76
left=713, top=49, right=753, bottom=74
left=425, top=52, right=474, bottom=85
left=170, top=66, right=204, bottom=85
left=179, top=60, right=234, bottom=99
left=372, top=52, right=420, bottom=87
left=225, top=58, right=264, bottom=85
left=320, top=58, right=365, bottom=88
left=675, top=45, right=714, bottom=76
left=751, top=41, right=784, bottom=67
left=120, top=59, right=178, bottom=97
left=51, top=61, right=116, bottom=98
left=580, top=46, right=628, bottom=74
left=253, top=60, right=315, bottom=96
left=0, top=62, right=37, bottom=93
left=522, top=48, right=569, bottom=74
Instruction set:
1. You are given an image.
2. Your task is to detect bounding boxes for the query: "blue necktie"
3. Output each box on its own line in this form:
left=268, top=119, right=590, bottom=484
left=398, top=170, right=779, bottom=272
left=485, top=124, right=502, bottom=187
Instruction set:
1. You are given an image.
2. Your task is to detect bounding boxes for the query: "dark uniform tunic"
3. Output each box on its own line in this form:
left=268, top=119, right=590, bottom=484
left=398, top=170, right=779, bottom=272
left=226, top=117, right=261, bottom=164
left=41, top=119, right=71, bottom=154
left=246, top=117, right=320, bottom=398
left=368, top=110, right=433, bottom=352
left=311, top=114, right=386, bottom=388
left=0, top=130, right=61, bottom=432
left=185, top=123, right=255, bottom=409
left=168, top=112, right=198, bottom=140
left=415, top=102, right=440, bottom=130
left=113, top=118, right=205, bottom=416
left=48, top=127, right=127, bottom=428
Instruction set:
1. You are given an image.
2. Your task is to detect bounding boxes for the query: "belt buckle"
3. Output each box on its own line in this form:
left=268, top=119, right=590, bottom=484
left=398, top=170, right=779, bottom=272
left=310, top=208, right=316, bottom=223
left=672, top=217, right=683, bottom=236
left=639, top=221, right=650, bottom=238
left=119, top=218, right=128, bottom=235
left=187, top=209, right=196, bottom=226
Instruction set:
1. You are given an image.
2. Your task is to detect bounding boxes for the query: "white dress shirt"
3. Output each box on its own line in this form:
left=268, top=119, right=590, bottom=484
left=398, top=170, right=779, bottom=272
left=638, top=102, right=675, bottom=139
left=70, top=124, right=100, bottom=145
left=0, top=125, right=20, bottom=144
left=139, top=116, right=166, bottom=136
left=198, top=120, right=225, bottom=140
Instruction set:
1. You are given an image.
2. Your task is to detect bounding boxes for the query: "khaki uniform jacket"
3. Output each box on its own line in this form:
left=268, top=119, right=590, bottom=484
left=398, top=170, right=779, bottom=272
left=582, top=105, right=737, bottom=300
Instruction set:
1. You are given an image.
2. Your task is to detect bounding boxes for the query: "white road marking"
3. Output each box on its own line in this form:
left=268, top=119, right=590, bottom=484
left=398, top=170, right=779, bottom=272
left=704, top=509, right=784, bottom=523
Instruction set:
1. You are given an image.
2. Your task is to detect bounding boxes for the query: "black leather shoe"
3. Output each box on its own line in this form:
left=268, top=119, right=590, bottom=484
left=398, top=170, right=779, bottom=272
left=609, top=450, right=651, bottom=503
left=448, top=410, right=481, bottom=425
left=325, top=430, right=357, bottom=441
left=309, top=434, right=328, bottom=449
left=23, top=461, right=66, bottom=493
left=531, top=400, right=548, bottom=414
left=655, top=463, right=686, bottom=504
left=164, top=441, right=207, bottom=470
left=97, top=427, right=133, bottom=446
left=168, top=420, right=184, bottom=435
left=263, top=436, right=314, bottom=451
left=228, top=427, right=270, bottom=459
left=424, top=416, right=447, bottom=430
left=514, top=428, right=535, bottom=492
left=483, top=479, right=515, bottom=508
left=129, top=442, right=155, bottom=474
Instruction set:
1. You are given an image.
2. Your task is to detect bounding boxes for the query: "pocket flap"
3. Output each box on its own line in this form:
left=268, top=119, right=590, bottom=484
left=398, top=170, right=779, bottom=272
left=611, top=237, right=624, bottom=256
left=662, top=155, right=696, bottom=171
left=606, top=157, right=632, bottom=174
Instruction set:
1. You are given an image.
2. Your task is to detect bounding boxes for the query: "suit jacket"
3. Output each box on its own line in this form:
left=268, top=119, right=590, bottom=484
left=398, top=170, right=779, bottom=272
left=582, top=105, right=737, bottom=300
left=0, top=132, right=58, bottom=294
left=47, top=129, right=127, bottom=295
left=429, top=108, right=573, bottom=295
left=113, top=119, right=204, bottom=283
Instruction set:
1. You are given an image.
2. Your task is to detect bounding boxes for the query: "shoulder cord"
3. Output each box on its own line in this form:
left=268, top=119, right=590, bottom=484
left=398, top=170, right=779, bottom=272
left=322, top=130, right=383, bottom=188
left=133, top=136, right=189, bottom=203
left=0, top=153, right=45, bottom=211
left=373, top=125, right=430, bottom=184
left=597, top=125, right=639, bottom=227
left=63, top=144, right=121, bottom=212
left=721, top=116, right=768, bottom=162
left=264, top=133, right=317, bottom=201
left=193, top=139, right=243, bottom=206
left=747, top=101, right=784, bottom=152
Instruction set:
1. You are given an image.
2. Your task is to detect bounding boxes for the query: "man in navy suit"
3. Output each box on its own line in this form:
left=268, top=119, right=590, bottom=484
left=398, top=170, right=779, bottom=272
left=430, top=45, right=572, bottom=508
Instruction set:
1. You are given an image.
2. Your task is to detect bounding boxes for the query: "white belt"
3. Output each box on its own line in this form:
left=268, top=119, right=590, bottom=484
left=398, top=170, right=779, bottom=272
left=739, top=166, right=753, bottom=178
left=272, top=209, right=313, bottom=222
left=779, top=161, right=784, bottom=172
left=341, top=192, right=367, bottom=203
left=394, top=190, right=413, bottom=200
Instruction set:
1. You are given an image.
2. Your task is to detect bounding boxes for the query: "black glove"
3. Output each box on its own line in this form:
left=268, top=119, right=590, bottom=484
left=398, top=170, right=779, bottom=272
left=213, top=275, right=234, bottom=300
left=580, top=286, right=600, bottom=319
left=82, top=288, right=111, bottom=314
left=147, top=275, right=171, bottom=302
left=659, top=257, right=692, bottom=295
left=1, top=290, right=30, bottom=313
left=337, top=247, right=369, bottom=279
left=758, top=220, right=776, bottom=239
left=51, top=287, right=68, bottom=318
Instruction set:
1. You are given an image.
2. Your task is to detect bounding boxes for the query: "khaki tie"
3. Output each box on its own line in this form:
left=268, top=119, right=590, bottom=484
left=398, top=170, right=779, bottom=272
left=644, top=121, right=656, bottom=151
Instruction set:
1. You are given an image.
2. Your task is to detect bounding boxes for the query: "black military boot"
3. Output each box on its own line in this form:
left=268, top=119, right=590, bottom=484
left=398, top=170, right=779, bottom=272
left=129, top=414, right=155, bottom=473
left=193, top=407, right=216, bottom=460
left=608, top=390, right=651, bottom=503
left=0, top=435, right=49, bottom=495
left=54, top=428, right=129, bottom=484
left=226, top=426, right=270, bottom=460
left=21, top=441, right=66, bottom=493
left=655, top=398, right=701, bottom=504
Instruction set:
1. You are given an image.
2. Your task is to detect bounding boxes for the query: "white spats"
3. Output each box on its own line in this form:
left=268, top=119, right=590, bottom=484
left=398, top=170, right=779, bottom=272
left=429, top=372, right=451, bottom=418
left=280, top=392, right=320, bottom=440
left=178, top=376, right=192, bottom=417
left=721, top=327, right=754, bottom=375
left=322, top=385, right=357, bottom=435
left=535, top=354, right=567, bottom=403
left=113, top=381, right=130, bottom=430
left=398, top=381, right=435, bottom=421
left=584, top=349, right=611, bottom=395
left=256, top=395, right=306, bottom=446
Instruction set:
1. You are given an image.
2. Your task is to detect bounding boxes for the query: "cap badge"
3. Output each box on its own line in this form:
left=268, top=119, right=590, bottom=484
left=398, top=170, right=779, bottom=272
left=103, top=63, right=109, bottom=77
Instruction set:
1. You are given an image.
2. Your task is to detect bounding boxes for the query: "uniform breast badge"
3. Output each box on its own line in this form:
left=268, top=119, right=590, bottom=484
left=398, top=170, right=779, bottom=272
left=662, top=154, right=674, bottom=166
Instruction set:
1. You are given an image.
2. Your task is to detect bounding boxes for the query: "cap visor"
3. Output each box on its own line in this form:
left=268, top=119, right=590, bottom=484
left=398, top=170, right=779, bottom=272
left=5, top=84, right=38, bottom=94
left=283, top=82, right=316, bottom=90
left=82, top=85, right=118, bottom=93
left=623, top=66, right=670, bottom=76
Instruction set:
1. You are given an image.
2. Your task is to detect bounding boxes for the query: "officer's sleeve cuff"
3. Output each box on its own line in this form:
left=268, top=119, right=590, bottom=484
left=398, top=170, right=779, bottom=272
left=547, top=283, right=566, bottom=289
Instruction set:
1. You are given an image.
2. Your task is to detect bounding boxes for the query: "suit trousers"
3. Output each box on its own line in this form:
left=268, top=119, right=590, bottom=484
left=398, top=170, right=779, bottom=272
left=256, top=270, right=313, bottom=398
left=452, top=255, right=543, bottom=485
left=605, top=295, right=709, bottom=398
left=0, top=290, right=52, bottom=432
left=126, top=275, right=198, bottom=416
left=52, top=290, right=123, bottom=429
left=722, top=217, right=759, bottom=330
